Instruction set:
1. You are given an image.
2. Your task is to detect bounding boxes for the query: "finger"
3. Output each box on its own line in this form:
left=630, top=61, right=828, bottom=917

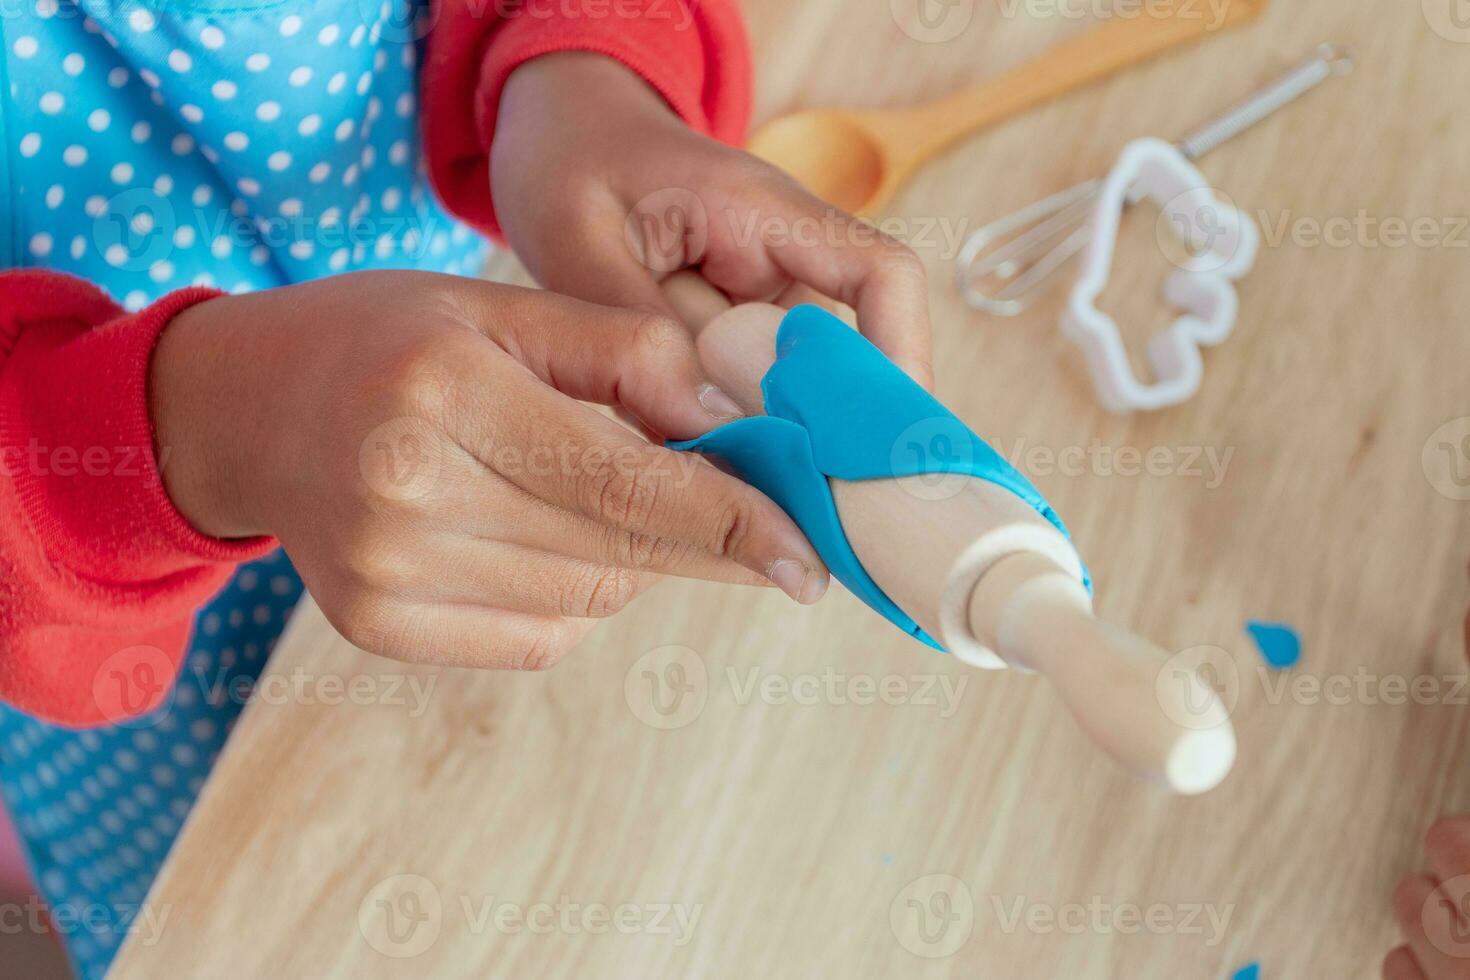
left=551, top=228, right=688, bottom=317
left=411, top=490, right=770, bottom=590
left=1428, top=817, right=1470, bottom=899
left=348, top=599, right=596, bottom=671
left=467, top=367, right=828, bottom=604
left=458, top=283, right=744, bottom=441
left=771, top=280, right=847, bottom=320
left=462, top=484, right=771, bottom=588
left=533, top=195, right=706, bottom=320
left=1383, top=946, right=1429, bottom=980
left=1394, top=873, right=1470, bottom=977
left=662, top=269, right=733, bottom=336
left=703, top=179, right=933, bottom=386
left=414, top=540, right=660, bottom=618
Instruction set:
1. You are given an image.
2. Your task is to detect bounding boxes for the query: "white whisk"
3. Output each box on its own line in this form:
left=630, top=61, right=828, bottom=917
left=956, top=43, right=1355, bottom=317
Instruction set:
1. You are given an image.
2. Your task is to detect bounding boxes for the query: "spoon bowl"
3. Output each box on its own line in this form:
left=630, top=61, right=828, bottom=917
left=747, top=110, right=888, bottom=216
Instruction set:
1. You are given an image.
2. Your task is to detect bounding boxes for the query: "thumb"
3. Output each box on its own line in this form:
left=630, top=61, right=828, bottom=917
left=471, top=284, right=745, bottom=443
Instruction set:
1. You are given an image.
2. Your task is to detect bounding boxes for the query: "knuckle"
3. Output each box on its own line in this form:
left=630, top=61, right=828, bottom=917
left=510, top=624, right=574, bottom=672
left=339, top=531, right=405, bottom=592
left=710, top=495, right=756, bottom=561
left=583, top=454, right=662, bottom=531
left=327, top=590, right=395, bottom=654
left=615, top=529, right=683, bottom=570
left=630, top=313, right=692, bottom=364
left=875, top=239, right=928, bottom=280
left=567, top=563, right=638, bottom=618
left=381, top=332, right=468, bottom=419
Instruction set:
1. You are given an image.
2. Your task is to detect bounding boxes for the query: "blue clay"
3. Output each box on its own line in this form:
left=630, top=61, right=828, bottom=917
left=672, top=304, right=1085, bottom=651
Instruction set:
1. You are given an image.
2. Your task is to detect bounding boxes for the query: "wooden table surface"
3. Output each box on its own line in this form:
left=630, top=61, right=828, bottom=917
left=112, top=1, right=1470, bottom=977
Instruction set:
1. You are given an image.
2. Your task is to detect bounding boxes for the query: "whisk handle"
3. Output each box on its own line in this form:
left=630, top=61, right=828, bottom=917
left=1177, top=44, right=1354, bottom=160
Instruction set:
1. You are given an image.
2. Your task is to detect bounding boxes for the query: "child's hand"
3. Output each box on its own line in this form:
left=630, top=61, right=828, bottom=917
left=491, top=53, right=935, bottom=387
left=151, top=271, right=828, bottom=670
left=1387, top=816, right=1470, bottom=978
left=1384, top=615, right=1470, bottom=979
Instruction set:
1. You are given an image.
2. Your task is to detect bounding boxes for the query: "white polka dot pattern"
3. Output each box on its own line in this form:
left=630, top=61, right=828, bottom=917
left=5, top=0, right=488, bottom=303
left=0, top=551, right=303, bottom=980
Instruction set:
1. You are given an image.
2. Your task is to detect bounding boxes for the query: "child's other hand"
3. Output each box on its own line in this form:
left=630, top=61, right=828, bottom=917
left=151, top=272, right=828, bottom=670
left=1386, top=817, right=1470, bottom=978
left=491, top=53, right=934, bottom=388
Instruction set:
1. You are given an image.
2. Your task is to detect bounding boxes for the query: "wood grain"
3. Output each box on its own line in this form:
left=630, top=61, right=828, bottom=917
left=112, top=2, right=1470, bottom=977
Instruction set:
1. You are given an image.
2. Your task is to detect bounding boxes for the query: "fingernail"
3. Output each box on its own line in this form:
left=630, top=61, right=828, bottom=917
left=697, top=383, right=744, bottom=421
left=767, top=560, right=829, bottom=605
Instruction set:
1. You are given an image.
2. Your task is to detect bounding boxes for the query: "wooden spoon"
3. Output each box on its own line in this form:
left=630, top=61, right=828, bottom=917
left=748, top=0, right=1269, bottom=215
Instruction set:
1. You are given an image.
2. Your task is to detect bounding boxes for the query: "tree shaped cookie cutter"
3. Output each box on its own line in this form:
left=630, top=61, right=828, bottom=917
left=1062, top=137, right=1260, bottom=413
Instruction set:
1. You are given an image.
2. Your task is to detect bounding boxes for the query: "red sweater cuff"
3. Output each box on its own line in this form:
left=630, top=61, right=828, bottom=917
left=0, top=271, right=275, bottom=725
left=421, top=0, right=752, bottom=240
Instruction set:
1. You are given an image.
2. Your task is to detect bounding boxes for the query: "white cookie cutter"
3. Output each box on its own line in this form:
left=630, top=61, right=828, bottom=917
left=1061, top=138, right=1259, bottom=414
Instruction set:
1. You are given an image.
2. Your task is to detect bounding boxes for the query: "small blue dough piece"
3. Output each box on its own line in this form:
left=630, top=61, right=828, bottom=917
left=670, top=304, right=1086, bottom=652
left=1246, top=621, right=1302, bottom=670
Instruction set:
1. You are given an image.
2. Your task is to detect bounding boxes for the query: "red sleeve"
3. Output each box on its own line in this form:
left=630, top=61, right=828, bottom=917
left=420, top=0, right=753, bottom=241
left=0, top=271, right=276, bottom=727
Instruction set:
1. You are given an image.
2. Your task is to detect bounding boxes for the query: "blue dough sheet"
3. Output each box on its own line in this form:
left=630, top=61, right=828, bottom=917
left=670, top=304, right=1086, bottom=651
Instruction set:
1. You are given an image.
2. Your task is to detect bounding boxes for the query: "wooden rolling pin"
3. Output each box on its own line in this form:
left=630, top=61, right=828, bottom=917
left=663, top=274, right=1235, bottom=794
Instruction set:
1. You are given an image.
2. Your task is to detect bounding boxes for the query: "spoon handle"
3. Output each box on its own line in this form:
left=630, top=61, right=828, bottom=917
left=875, top=0, right=1270, bottom=169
